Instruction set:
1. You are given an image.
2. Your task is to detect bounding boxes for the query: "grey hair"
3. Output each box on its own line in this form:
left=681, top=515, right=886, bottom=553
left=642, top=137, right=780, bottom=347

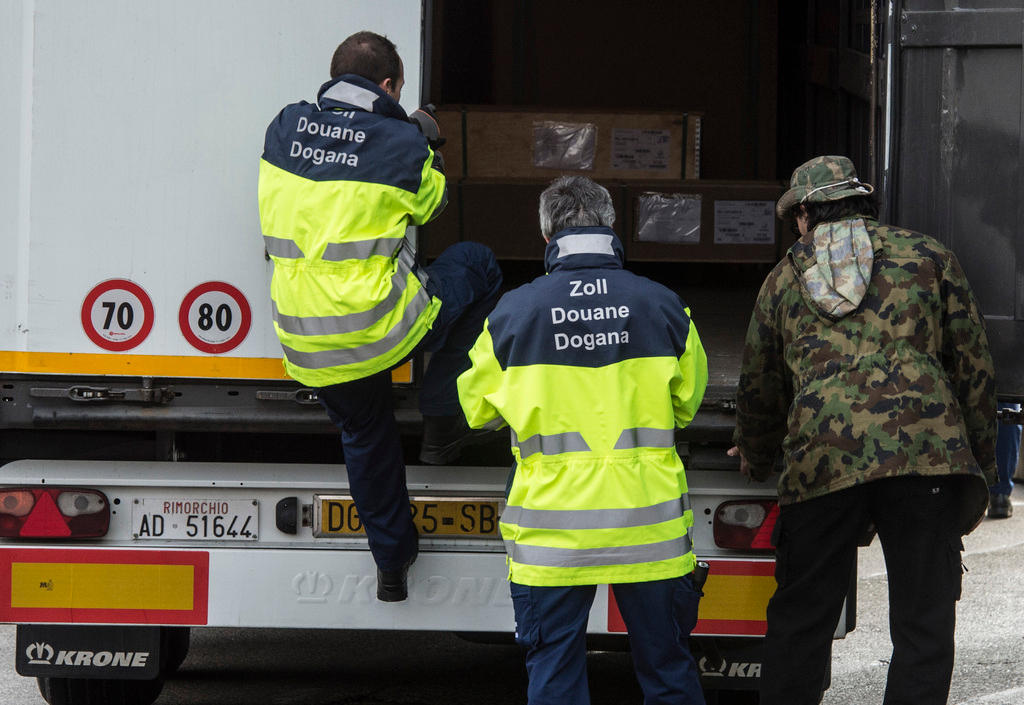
left=538, top=176, right=615, bottom=240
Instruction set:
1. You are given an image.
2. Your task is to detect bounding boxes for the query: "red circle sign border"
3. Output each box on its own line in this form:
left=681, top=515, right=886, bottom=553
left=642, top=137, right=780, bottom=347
left=80, top=279, right=155, bottom=352
left=178, top=281, right=252, bottom=354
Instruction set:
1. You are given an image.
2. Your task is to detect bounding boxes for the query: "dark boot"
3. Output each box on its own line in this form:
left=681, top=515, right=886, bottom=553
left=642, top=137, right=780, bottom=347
left=419, top=414, right=491, bottom=464
left=377, top=537, right=419, bottom=602
left=987, top=494, right=1013, bottom=519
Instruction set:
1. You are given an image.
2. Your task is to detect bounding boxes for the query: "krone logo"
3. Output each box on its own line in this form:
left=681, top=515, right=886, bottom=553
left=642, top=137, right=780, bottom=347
left=26, top=642, right=54, bottom=665
left=698, top=656, right=727, bottom=677
left=292, top=571, right=333, bottom=603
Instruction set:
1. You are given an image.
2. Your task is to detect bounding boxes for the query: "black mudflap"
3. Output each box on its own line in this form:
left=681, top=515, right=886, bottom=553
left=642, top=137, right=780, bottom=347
left=17, top=625, right=160, bottom=680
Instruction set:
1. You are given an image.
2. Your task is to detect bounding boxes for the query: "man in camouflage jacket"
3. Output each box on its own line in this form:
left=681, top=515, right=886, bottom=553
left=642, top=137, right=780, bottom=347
left=730, top=155, right=996, bottom=705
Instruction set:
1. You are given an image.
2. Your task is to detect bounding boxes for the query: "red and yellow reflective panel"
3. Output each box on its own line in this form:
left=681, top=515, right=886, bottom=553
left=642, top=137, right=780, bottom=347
left=607, top=558, right=776, bottom=636
left=0, top=548, right=209, bottom=624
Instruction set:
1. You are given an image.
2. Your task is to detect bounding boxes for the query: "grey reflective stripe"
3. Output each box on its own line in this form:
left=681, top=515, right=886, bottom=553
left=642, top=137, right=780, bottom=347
left=264, top=236, right=305, bottom=259
left=320, top=80, right=378, bottom=111
left=273, top=245, right=417, bottom=337
left=481, top=417, right=506, bottom=431
left=614, top=427, right=676, bottom=450
left=322, top=237, right=403, bottom=262
left=516, top=431, right=590, bottom=457
left=264, top=237, right=402, bottom=263
left=556, top=232, right=615, bottom=258
left=508, top=536, right=692, bottom=568
left=681, top=493, right=692, bottom=514
left=502, top=498, right=683, bottom=531
left=281, top=280, right=430, bottom=369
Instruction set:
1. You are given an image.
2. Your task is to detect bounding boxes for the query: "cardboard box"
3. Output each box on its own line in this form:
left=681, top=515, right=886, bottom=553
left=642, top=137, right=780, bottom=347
left=419, top=185, right=461, bottom=259
left=625, top=181, right=786, bottom=263
left=425, top=179, right=783, bottom=264
left=450, top=107, right=701, bottom=180
left=453, top=178, right=629, bottom=260
left=434, top=108, right=464, bottom=182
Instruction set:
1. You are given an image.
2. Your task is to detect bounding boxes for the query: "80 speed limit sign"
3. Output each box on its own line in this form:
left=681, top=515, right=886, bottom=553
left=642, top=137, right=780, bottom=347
left=178, top=282, right=252, bottom=354
left=81, top=279, right=155, bottom=351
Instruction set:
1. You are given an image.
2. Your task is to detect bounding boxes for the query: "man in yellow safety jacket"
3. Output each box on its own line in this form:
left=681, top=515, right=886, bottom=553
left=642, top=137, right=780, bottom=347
left=258, top=31, right=501, bottom=602
left=458, top=176, right=708, bottom=704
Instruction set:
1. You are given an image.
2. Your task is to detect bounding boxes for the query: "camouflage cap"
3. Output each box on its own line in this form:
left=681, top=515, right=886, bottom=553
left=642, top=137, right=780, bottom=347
left=776, top=155, right=875, bottom=219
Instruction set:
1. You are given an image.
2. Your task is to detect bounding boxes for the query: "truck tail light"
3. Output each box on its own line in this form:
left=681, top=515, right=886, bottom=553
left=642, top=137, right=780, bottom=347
left=0, top=488, right=110, bottom=538
left=713, top=500, right=778, bottom=551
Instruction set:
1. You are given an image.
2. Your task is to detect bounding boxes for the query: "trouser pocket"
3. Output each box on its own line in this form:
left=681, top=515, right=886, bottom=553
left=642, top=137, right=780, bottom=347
left=948, top=535, right=965, bottom=602
left=510, top=582, right=539, bottom=648
left=673, top=574, right=702, bottom=638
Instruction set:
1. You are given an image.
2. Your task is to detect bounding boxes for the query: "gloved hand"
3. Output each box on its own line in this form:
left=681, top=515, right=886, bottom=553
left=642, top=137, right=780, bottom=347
left=410, top=104, right=446, bottom=149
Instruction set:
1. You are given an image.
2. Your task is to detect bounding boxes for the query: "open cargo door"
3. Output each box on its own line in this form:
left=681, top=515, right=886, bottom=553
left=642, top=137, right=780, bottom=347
left=778, top=1, right=879, bottom=185
left=889, top=0, right=1024, bottom=399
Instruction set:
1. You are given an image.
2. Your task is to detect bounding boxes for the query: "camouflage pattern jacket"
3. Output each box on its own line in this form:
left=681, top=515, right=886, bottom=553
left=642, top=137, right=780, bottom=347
left=734, top=218, right=996, bottom=532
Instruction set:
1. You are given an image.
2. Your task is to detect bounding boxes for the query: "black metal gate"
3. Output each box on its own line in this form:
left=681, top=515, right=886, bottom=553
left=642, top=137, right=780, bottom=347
left=889, top=0, right=1024, bottom=398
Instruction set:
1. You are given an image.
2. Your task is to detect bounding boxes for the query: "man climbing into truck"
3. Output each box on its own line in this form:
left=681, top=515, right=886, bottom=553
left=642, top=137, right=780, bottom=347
left=258, top=30, right=502, bottom=602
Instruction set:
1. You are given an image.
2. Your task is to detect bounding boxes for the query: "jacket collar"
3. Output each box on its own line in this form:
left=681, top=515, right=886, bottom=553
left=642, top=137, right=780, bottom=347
left=544, top=226, right=625, bottom=273
left=317, top=74, right=409, bottom=121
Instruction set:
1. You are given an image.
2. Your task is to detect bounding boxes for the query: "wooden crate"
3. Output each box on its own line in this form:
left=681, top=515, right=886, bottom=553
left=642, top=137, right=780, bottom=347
left=434, top=107, right=464, bottom=182
left=456, top=107, right=701, bottom=180
left=624, top=181, right=786, bottom=263
left=457, top=178, right=629, bottom=260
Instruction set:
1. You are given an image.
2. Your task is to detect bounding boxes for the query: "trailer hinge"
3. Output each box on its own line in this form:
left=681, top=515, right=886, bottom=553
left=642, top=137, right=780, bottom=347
left=702, top=398, right=737, bottom=413
left=30, top=385, right=175, bottom=404
left=997, top=407, right=1024, bottom=425
left=255, top=388, right=321, bottom=405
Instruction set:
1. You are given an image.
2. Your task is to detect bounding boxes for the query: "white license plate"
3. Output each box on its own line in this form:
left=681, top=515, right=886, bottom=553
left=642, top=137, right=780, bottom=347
left=131, top=498, right=259, bottom=541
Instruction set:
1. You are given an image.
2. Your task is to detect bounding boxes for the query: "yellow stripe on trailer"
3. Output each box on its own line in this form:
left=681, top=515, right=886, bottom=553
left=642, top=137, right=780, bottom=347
left=0, top=351, right=413, bottom=383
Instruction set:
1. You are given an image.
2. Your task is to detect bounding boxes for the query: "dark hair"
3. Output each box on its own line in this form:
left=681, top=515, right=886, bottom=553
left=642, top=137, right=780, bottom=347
left=803, top=195, right=878, bottom=232
left=329, top=31, right=401, bottom=84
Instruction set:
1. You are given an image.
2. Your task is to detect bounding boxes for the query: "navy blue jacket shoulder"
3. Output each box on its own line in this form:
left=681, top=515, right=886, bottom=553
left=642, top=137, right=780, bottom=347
left=261, top=74, right=429, bottom=193
left=487, top=227, right=694, bottom=370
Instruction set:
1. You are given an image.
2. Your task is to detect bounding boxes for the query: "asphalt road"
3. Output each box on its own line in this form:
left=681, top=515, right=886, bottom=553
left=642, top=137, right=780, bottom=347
left=821, top=483, right=1024, bottom=705
left=2, top=485, right=1022, bottom=705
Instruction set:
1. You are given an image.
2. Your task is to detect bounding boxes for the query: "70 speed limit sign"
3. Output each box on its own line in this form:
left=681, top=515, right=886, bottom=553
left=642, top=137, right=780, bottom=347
left=178, top=282, right=252, bottom=354
left=81, top=279, right=155, bottom=351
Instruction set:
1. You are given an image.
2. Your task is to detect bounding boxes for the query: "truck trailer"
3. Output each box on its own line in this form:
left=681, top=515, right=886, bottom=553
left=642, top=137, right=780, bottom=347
left=2, top=1, right=1021, bottom=704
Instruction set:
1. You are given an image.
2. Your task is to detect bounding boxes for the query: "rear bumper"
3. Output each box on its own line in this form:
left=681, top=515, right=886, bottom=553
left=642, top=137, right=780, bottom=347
left=0, top=546, right=778, bottom=637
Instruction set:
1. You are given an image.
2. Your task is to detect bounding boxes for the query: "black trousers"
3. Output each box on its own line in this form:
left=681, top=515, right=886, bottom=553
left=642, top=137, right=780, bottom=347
left=761, top=476, right=965, bottom=705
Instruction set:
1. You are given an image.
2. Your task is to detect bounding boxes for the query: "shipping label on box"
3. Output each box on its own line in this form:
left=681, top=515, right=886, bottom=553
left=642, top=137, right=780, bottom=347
left=714, top=201, right=776, bottom=245
left=611, top=129, right=672, bottom=171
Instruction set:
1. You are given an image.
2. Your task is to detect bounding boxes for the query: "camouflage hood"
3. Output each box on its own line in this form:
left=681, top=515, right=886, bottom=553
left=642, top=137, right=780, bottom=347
left=791, top=218, right=874, bottom=320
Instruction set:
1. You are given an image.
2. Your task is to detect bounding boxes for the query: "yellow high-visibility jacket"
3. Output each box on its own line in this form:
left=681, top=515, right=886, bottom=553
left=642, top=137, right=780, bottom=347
left=458, top=227, right=708, bottom=586
left=258, top=74, right=446, bottom=387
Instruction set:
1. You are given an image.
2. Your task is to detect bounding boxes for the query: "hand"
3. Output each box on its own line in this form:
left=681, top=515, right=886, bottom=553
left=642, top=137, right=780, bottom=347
left=410, top=105, right=445, bottom=149
left=726, top=446, right=753, bottom=477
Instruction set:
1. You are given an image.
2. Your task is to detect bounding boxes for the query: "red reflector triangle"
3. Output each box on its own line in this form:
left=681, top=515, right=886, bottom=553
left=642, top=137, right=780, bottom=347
left=751, top=504, right=780, bottom=550
left=20, top=492, right=72, bottom=537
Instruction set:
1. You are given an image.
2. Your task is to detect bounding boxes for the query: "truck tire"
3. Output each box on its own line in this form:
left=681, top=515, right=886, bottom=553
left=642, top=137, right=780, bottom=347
left=36, top=676, right=164, bottom=705
left=161, top=626, right=191, bottom=674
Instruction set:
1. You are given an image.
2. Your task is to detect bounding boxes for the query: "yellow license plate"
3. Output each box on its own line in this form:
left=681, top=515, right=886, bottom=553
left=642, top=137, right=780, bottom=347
left=314, top=496, right=501, bottom=537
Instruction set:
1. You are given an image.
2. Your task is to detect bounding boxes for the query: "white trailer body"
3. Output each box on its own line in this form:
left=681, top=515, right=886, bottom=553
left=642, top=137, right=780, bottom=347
left=0, top=0, right=422, bottom=378
left=0, top=3, right=804, bottom=704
